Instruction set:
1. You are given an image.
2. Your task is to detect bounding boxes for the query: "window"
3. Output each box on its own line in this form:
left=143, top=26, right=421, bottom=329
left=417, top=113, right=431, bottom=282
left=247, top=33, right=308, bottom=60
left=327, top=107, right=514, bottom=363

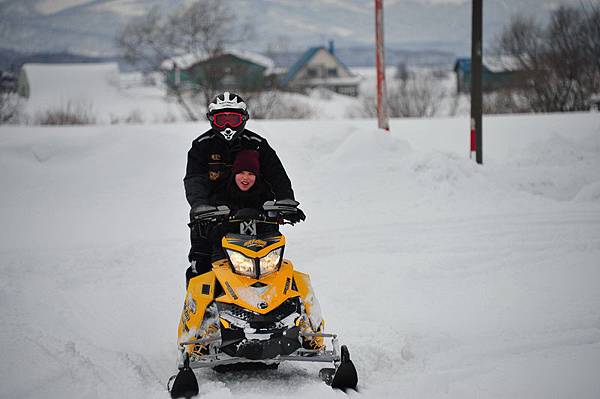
left=327, top=68, right=338, bottom=77
left=306, top=68, right=317, bottom=78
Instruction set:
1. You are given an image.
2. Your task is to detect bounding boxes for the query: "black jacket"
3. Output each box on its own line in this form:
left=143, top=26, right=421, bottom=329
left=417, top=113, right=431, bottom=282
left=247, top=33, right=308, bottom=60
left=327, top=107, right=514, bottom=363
left=184, top=128, right=294, bottom=209
left=216, top=176, right=274, bottom=211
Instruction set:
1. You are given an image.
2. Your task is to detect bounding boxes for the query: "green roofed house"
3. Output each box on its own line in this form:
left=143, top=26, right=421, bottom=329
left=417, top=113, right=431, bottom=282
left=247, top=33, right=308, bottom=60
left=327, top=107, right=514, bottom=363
left=161, top=50, right=275, bottom=94
left=454, top=56, right=525, bottom=94
left=281, top=43, right=361, bottom=97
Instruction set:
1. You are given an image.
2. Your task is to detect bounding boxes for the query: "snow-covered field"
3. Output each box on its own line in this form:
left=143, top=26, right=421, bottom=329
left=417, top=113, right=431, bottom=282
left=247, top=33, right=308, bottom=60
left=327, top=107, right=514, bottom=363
left=1, top=112, right=600, bottom=398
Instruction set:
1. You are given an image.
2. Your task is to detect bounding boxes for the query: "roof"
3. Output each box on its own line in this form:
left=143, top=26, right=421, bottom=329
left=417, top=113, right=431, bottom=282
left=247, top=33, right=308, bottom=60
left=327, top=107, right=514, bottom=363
left=161, top=50, right=275, bottom=74
left=19, top=62, right=122, bottom=114
left=281, top=47, right=321, bottom=85
left=21, top=63, right=120, bottom=93
left=454, top=56, right=524, bottom=73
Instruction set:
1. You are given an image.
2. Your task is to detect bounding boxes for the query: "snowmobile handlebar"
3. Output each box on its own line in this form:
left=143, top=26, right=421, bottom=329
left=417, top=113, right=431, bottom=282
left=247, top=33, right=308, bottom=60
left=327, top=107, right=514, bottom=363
left=188, top=200, right=303, bottom=227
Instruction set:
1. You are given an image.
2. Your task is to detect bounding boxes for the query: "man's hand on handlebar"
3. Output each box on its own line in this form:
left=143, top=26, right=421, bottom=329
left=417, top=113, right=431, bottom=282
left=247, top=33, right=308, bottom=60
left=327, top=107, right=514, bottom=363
left=190, top=204, right=217, bottom=220
left=273, top=199, right=306, bottom=225
left=285, top=207, right=306, bottom=224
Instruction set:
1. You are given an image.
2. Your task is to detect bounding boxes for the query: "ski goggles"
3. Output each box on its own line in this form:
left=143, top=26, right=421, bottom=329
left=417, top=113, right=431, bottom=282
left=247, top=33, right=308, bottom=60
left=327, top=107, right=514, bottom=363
left=211, top=112, right=245, bottom=128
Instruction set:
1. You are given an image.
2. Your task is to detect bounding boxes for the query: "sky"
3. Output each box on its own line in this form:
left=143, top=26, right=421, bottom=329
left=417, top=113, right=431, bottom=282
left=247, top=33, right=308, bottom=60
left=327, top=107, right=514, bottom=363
left=0, top=0, right=593, bottom=56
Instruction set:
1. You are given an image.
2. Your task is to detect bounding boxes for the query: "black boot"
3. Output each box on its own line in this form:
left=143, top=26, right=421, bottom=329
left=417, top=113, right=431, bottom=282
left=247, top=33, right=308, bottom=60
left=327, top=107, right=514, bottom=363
left=185, top=257, right=212, bottom=289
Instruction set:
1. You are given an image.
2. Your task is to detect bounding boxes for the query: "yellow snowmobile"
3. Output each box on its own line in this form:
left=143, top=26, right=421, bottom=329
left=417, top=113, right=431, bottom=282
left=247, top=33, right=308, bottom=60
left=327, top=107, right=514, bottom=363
left=168, top=201, right=358, bottom=398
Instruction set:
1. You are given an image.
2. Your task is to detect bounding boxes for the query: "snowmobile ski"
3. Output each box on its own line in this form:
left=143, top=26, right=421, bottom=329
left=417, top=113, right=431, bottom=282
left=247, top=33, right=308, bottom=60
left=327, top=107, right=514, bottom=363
left=168, top=355, right=199, bottom=399
left=330, top=345, right=358, bottom=391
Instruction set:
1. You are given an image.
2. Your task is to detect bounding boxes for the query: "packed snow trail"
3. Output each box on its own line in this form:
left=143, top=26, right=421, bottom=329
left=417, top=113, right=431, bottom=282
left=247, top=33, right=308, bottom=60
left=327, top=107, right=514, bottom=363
left=1, top=113, right=599, bottom=398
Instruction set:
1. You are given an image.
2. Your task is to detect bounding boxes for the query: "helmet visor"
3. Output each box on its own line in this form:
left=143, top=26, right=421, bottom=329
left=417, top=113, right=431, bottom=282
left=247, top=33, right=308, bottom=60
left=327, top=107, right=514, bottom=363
left=212, top=112, right=244, bottom=128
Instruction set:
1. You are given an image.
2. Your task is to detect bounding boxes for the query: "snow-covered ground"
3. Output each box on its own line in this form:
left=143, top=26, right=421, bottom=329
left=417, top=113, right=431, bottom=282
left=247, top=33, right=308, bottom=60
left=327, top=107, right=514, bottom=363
left=1, top=112, right=600, bottom=398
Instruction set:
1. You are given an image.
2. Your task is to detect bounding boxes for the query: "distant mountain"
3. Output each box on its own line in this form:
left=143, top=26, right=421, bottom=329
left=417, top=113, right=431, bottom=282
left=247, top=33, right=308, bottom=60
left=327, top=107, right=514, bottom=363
left=0, top=48, right=135, bottom=72
left=2, top=45, right=455, bottom=75
left=0, top=0, right=569, bottom=69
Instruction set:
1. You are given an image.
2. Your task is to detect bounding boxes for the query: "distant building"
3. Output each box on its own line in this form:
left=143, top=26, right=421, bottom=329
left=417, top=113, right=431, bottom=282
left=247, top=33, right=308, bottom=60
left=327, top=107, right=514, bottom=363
left=453, top=56, right=525, bottom=94
left=161, top=50, right=275, bottom=93
left=17, top=63, right=120, bottom=99
left=281, top=43, right=361, bottom=97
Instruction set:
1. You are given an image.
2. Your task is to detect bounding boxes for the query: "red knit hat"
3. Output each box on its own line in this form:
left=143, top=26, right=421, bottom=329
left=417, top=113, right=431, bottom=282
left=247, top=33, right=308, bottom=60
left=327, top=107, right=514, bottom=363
left=232, top=149, right=260, bottom=175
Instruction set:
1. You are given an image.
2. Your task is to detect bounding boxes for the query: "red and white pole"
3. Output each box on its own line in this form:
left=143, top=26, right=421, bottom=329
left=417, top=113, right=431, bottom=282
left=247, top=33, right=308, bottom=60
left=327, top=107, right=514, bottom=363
left=375, top=0, right=389, bottom=131
left=470, top=117, right=476, bottom=159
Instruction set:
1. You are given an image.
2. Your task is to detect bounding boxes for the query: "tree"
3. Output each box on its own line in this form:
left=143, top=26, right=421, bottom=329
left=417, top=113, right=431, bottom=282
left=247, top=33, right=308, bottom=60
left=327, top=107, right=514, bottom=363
left=117, top=0, right=252, bottom=120
left=498, top=3, right=600, bottom=112
left=357, top=70, right=445, bottom=118
left=388, top=70, right=444, bottom=118
left=0, top=92, right=21, bottom=124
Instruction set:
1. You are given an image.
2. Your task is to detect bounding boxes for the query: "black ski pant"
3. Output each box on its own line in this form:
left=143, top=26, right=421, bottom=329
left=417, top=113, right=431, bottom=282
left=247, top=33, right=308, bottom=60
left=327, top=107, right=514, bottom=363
left=187, top=224, right=212, bottom=287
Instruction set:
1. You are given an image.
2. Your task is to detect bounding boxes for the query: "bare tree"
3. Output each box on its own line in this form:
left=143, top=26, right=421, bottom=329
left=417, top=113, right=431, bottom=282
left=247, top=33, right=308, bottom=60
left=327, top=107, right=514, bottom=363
left=388, top=70, right=444, bottom=117
left=356, top=70, right=445, bottom=118
left=117, top=0, right=252, bottom=120
left=498, top=3, right=600, bottom=112
left=0, top=92, right=22, bottom=124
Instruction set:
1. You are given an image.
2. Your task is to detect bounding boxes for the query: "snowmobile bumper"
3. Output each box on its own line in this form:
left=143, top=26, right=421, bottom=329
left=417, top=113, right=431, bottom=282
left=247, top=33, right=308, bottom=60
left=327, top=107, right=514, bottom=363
left=219, top=325, right=302, bottom=360
left=172, top=334, right=358, bottom=395
left=178, top=331, right=341, bottom=369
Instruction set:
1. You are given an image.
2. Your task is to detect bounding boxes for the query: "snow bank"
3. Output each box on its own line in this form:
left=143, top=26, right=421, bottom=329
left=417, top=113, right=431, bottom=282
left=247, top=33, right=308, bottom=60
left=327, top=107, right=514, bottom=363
left=1, top=112, right=599, bottom=398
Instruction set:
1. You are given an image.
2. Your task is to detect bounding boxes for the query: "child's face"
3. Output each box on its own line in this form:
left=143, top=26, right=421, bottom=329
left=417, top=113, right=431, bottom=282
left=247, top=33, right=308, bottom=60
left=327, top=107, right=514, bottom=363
left=235, top=171, right=256, bottom=191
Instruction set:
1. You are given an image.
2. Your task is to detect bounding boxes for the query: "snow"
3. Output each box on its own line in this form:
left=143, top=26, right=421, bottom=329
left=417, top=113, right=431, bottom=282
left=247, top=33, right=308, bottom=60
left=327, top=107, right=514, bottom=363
left=1, top=111, right=600, bottom=398
left=22, top=63, right=185, bottom=124
left=162, top=50, right=275, bottom=74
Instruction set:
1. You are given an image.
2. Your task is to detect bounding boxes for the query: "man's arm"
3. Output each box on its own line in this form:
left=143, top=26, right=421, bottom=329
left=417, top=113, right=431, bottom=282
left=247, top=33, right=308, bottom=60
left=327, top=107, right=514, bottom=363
left=259, top=141, right=295, bottom=200
left=184, top=141, right=210, bottom=208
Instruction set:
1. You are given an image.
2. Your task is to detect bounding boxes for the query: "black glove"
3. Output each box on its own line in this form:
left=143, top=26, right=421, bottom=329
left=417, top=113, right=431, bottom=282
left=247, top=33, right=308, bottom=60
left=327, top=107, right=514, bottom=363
left=274, top=199, right=305, bottom=224
left=190, top=204, right=217, bottom=221
left=287, top=207, right=306, bottom=224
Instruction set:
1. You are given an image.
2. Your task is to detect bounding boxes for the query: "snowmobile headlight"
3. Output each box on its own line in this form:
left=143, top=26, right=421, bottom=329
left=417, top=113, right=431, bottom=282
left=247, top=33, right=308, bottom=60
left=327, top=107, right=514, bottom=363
left=259, top=248, right=282, bottom=276
left=226, top=250, right=255, bottom=277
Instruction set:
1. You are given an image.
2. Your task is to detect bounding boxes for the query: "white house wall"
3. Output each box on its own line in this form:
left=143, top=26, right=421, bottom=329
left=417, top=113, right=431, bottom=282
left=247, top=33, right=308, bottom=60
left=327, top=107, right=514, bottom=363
left=294, top=48, right=352, bottom=82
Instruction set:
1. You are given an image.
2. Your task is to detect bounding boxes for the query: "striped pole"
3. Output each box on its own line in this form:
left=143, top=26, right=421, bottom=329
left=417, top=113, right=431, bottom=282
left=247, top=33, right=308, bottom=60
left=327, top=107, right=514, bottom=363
left=375, top=0, right=389, bottom=131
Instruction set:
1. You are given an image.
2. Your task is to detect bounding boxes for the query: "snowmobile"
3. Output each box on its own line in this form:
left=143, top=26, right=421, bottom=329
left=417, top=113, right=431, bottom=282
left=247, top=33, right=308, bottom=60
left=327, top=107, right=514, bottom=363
left=168, top=200, right=358, bottom=398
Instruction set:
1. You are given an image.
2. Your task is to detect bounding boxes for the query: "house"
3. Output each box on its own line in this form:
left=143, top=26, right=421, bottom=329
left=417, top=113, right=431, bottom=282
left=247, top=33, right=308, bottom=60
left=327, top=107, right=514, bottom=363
left=161, top=50, right=275, bottom=93
left=281, top=43, right=361, bottom=97
left=17, top=63, right=121, bottom=99
left=454, top=56, right=525, bottom=94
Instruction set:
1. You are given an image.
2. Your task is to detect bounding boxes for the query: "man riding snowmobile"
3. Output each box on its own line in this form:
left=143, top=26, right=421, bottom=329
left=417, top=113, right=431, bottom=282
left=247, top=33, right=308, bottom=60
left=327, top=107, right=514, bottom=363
left=184, top=92, right=302, bottom=284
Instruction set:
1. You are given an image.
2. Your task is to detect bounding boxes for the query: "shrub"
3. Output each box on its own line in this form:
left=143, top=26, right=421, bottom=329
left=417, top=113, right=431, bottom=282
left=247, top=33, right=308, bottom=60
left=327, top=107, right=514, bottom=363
left=34, top=101, right=97, bottom=125
left=247, top=91, right=314, bottom=119
left=0, top=92, right=23, bottom=124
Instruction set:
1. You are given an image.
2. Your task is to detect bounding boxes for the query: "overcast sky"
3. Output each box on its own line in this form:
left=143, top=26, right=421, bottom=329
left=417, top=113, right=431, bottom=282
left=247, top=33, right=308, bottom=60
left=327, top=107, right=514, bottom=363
left=0, top=0, right=593, bottom=56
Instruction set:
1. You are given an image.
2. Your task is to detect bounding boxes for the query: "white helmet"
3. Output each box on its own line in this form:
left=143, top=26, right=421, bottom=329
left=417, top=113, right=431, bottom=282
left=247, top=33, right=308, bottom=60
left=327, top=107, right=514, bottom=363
left=206, top=92, right=249, bottom=141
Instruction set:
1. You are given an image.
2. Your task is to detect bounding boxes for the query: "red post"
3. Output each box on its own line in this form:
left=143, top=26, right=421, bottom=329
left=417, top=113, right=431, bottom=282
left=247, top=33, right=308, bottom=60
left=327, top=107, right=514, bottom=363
left=470, top=118, right=476, bottom=159
left=375, top=0, right=389, bottom=131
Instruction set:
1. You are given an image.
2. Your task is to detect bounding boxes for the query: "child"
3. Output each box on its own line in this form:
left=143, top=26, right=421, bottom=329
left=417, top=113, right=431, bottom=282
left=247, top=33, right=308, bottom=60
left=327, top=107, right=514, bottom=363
left=186, top=150, right=276, bottom=286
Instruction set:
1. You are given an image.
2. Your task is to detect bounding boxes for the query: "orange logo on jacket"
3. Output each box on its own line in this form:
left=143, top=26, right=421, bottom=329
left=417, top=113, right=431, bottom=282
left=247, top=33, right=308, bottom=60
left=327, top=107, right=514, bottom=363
left=209, top=171, right=220, bottom=181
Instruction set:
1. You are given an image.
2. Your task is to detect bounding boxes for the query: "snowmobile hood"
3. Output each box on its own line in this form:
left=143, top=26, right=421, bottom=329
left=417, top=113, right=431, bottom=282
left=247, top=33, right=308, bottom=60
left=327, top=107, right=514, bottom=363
left=221, top=233, right=285, bottom=258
